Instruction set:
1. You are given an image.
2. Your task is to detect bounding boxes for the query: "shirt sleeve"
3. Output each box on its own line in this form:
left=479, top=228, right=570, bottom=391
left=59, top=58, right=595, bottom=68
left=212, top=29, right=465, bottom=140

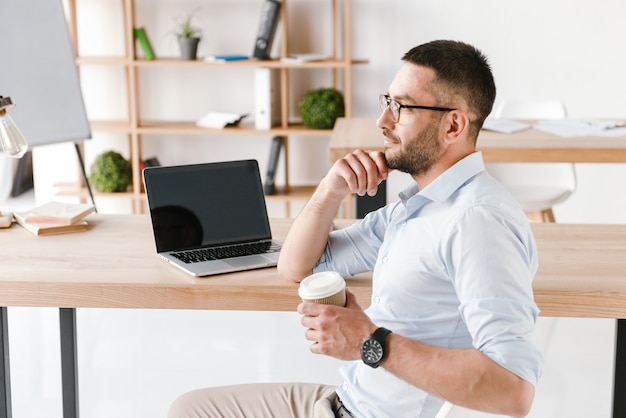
left=441, top=205, right=543, bottom=385
left=314, top=206, right=392, bottom=277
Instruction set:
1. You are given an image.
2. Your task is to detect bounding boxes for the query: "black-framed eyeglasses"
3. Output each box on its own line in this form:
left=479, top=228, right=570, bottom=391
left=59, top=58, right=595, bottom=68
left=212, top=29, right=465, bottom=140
left=379, top=94, right=455, bottom=122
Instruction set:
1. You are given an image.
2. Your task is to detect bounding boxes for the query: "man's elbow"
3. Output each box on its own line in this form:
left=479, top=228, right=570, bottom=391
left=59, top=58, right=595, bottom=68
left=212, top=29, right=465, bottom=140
left=471, top=370, right=535, bottom=417
left=276, top=258, right=307, bottom=283
left=506, top=380, right=535, bottom=417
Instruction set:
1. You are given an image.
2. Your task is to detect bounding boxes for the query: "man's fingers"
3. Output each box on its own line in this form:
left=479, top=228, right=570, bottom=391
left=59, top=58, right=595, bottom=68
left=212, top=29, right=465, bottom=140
left=344, top=287, right=362, bottom=310
left=338, top=149, right=389, bottom=196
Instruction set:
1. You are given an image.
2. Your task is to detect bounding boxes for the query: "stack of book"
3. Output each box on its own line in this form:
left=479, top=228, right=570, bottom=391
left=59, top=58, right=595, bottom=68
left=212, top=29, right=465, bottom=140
left=14, top=201, right=96, bottom=236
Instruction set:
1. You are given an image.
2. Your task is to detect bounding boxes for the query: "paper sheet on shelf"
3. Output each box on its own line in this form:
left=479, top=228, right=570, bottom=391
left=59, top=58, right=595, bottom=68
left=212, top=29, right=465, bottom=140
left=196, top=112, right=248, bottom=129
left=534, top=119, right=626, bottom=137
left=280, top=53, right=330, bottom=63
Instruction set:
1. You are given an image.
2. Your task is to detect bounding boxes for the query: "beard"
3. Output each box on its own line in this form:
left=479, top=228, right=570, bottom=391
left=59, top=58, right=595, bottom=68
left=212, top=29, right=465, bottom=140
left=384, top=118, right=444, bottom=176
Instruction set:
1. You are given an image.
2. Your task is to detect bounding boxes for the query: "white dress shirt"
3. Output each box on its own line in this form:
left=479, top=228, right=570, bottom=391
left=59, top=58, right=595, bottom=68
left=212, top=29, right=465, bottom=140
left=314, top=151, right=543, bottom=418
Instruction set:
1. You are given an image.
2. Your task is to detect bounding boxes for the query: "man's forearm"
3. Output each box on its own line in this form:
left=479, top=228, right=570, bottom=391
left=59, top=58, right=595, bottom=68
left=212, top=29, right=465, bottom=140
left=277, top=182, right=346, bottom=282
left=381, top=334, right=535, bottom=417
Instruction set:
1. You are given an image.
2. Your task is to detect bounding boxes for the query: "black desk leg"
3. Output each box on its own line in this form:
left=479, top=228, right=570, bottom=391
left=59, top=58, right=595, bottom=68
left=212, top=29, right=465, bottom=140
left=60, top=308, right=79, bottom=418
left=0, top=308, right=11, bottom=418
left=613, top=319, right=626, bottom=418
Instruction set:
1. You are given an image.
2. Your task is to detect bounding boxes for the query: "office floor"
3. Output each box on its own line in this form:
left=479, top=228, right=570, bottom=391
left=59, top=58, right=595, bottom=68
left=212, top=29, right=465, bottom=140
left=1, top=192, right=617, bottom=418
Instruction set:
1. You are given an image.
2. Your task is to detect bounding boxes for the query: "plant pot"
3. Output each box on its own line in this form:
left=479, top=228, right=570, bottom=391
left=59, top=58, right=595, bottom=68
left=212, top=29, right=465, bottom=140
left=178, top=36, right=200, bottom=60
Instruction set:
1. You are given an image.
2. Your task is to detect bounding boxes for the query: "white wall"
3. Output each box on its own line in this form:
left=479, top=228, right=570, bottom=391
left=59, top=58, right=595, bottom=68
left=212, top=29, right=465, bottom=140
left=353, top=0, right=626, bottom=224
left=32, top=0, right=626, bottom=224
left=12, top=1, right=626, bottom=417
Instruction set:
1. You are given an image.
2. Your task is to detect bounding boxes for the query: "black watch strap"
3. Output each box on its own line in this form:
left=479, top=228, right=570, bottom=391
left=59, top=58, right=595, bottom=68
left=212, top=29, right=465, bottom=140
left=361, top=327, right=392, bottom=368
left=372, top=327, right=392, bottom=343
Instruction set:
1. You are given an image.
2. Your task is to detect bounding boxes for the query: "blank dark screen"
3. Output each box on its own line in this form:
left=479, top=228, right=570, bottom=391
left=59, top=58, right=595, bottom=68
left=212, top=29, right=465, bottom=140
left=144, top=160, right=272, bottom=252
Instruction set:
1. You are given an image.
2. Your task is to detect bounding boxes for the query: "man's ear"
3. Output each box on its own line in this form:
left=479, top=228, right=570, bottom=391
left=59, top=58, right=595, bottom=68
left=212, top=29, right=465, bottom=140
left=443, top=110, right=469, bottom=144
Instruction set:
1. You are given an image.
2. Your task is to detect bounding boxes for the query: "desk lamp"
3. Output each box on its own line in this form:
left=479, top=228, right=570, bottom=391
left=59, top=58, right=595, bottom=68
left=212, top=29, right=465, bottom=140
left=0, top=96, right=28, bottom=159
left=0, top=96, right=28, bottom=226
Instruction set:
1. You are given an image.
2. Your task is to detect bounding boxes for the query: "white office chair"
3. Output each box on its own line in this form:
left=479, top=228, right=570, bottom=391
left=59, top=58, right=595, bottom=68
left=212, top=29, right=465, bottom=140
left=485, top=99, right=577, bottom=222
left=435, top=401, right=472, bottom=418
left=435, top=402, right=511, bottom=418
left=486, top=100, right=566, bottom=385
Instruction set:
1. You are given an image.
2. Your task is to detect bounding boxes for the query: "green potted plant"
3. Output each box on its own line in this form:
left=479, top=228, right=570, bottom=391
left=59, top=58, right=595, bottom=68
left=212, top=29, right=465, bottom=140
left=174, top=10, right=202, bottom=60
left=299, top=88, right=346, bottom=129
left=89, top=150, right=132, bottom=193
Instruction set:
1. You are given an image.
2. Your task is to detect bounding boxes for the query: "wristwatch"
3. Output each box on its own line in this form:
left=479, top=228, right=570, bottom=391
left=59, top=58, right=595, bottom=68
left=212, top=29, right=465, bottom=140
left=360, top=327, right=392, bottom=368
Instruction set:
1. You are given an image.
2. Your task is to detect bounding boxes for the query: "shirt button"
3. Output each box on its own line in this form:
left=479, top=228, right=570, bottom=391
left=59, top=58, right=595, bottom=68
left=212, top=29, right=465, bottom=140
left=342, top=383, right=348, bottom=391
left=381, top=256, right=388, bottom=263
left=401, top=221, right=407, bottom=227
left=374, top=296, right=381, bottom=303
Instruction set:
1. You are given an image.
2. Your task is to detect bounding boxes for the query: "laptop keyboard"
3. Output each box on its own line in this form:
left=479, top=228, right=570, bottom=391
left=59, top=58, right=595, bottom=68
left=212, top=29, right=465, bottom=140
left=171, top=241, right=281, bottom=264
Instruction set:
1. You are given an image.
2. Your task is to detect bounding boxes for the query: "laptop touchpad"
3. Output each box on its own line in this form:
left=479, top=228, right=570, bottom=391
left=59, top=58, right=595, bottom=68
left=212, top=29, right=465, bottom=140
left=227, top=255, right=273, bottom=268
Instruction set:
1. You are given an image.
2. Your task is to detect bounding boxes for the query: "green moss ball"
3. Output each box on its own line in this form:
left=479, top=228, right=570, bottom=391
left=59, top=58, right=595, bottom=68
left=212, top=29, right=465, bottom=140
left=299, top=88, right=345, bottom=129
left=89, top=150, right=132, bottom=193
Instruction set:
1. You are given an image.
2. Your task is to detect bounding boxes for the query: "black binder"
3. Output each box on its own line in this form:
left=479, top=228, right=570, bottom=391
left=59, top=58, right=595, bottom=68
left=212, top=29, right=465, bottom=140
left=264, top=136, right=284, bottom=195
left=252, top=0, right=281, bottom=60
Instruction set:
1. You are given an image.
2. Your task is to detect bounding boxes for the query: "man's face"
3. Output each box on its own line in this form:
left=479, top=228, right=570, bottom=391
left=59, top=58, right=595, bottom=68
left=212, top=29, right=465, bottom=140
left=378, top=64, right=446, bottom=177
left=384, top=111, right=444, bottom=176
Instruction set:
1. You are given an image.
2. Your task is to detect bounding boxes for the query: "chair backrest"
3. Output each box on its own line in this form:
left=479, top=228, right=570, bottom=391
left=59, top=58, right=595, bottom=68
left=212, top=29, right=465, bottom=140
left=434, top=401, right=473, bottom=418
left=486, top=99, right=576, bottom=210
left=492, top=99, right=567, bottom=120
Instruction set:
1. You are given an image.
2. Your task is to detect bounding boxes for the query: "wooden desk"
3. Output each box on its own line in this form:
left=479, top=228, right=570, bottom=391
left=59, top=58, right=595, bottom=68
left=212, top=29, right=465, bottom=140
left=329, top=117, right=626, bottom=163
left=2, top=215, right=626, bottom=317
left=329, top=116, right=626, bottom=217
left=0, top=216, right=370, bottom=311
left=2, top=215, right=626, bottom=417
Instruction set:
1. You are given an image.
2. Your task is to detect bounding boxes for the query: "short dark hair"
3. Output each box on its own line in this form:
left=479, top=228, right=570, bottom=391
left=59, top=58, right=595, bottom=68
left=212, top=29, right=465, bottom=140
left=402, top=40, right=496, bottom=141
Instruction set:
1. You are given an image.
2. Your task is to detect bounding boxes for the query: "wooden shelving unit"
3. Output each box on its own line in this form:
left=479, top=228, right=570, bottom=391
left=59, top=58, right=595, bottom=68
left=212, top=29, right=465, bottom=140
left=64, top=0, right=365, bottom=215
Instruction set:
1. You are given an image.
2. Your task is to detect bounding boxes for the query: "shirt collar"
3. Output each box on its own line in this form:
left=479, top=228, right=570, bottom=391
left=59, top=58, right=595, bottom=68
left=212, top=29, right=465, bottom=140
left=399, top=151, right=486, bottom=205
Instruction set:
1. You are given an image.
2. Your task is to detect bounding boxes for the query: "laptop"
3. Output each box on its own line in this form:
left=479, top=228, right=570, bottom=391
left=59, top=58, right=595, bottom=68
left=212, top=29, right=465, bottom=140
left=143, top=160, right=281, bottom=277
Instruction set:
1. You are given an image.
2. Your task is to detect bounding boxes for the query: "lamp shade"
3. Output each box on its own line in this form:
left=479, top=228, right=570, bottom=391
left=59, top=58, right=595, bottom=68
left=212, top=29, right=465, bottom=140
left=0, top=96, right=28, bottom=159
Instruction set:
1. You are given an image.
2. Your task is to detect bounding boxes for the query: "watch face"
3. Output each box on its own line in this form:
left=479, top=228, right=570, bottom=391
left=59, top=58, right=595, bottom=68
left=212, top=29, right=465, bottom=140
left=361, top=339, right=383, bottom=365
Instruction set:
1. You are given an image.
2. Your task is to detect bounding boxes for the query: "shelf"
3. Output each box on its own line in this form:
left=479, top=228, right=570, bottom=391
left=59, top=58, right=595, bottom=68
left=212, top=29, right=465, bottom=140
left=56, top=182, right=317, bottom=200
left=136, top=120, right=333, bottom=136
left=87, top=120, right=334, bottom=136
left=54, top=182, right=137, bottom=200
left=264, top=185, right=318, bottom=200
left=76, top=56, right=129, bottom=65
left=131, top=58, right=368, bottom=69
left=66, top=0, right=360, bottom=215
left=89, top=120, right=132, bottom=133
left=54, top=181, right=355, bottom=219
left=54, top=182, right=323, bottom=218
left=75, top=56, right=368, bottom=69
left=265, top=185, right=353, bottom=218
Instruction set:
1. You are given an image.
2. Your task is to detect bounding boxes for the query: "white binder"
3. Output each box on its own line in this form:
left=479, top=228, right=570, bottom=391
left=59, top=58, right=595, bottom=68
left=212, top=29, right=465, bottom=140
left=254, top=68, right=281, bottom=130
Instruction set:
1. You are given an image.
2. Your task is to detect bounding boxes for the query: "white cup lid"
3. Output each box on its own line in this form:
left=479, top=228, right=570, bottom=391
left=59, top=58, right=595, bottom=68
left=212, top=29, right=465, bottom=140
left=298, top=271, right=345, bottom=299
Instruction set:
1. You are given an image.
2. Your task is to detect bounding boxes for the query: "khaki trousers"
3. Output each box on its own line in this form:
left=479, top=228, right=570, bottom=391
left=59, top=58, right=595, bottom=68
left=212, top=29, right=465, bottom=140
left=168, top=382, right=338, bottom=418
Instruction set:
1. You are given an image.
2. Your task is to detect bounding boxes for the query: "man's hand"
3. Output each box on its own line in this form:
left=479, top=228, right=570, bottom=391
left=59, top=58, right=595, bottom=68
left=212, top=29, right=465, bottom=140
left=298, top=288, right=377, bottom=360
left=323, top=150, right=391, bottom=198
left=278, top=149, right=390, bottom=283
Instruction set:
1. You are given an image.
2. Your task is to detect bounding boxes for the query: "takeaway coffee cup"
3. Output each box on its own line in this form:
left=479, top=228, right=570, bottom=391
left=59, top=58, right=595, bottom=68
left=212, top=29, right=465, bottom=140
left=298, top=271, right=347, bottom=306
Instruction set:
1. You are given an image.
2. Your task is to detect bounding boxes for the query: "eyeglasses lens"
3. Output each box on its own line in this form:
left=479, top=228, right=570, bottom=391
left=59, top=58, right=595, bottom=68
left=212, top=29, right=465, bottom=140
left=378, top=94, right=386, bottom=112
left=379, top=94, right=399, bottom=122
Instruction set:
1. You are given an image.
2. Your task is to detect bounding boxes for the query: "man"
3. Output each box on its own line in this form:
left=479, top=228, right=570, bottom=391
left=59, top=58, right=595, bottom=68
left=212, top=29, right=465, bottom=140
left=169, top=40, right=542, bottom=418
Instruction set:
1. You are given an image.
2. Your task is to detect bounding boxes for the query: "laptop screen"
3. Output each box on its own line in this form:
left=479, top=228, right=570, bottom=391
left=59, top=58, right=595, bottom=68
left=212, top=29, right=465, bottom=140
left=144, top=160, right=273, bottom=252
